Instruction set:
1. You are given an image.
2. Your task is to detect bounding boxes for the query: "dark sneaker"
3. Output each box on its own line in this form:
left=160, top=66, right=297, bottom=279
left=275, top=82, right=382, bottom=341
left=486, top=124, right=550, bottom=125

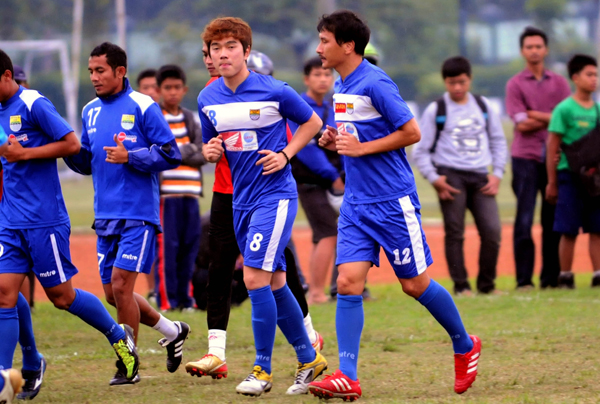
left=591, top=272, right=600, bottom=287
left=18, top=355, right=46, bottom=400
left=109, top=361, right=141, bottom=386
left=158, top=321, right=190, bottom=373
left=558, top=272, right=575, bottom=289
left=111, top=324, right=139, bottom=385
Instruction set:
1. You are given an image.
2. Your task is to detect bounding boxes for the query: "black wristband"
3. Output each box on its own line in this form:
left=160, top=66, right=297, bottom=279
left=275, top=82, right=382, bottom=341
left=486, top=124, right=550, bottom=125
left=278, top=150, right=290, bottom=166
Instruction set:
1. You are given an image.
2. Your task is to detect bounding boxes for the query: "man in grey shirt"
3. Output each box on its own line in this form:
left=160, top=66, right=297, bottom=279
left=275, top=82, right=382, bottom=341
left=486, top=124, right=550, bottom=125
left=413, top=56, right=507, bottom=295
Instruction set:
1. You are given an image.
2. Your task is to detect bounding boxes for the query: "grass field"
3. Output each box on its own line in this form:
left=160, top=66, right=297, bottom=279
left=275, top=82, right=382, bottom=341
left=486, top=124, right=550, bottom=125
left=16, top=275, right=600, bottom=404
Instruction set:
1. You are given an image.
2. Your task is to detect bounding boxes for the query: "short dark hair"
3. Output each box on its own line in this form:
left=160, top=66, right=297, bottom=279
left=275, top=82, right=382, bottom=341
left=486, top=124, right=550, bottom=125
left=0, top=49, right=14, bottom=80
left=90, top=42, right=127, bottom=71
left=519, top=26, right=548, bottom=48
left=567, top=54, right=597, bottom=79
left=136, top=69, right=156, bottom=86
left=442, top=56, right=471, bottom=79
left=156, top=65, right=186, bottom=86
left=303, top=57, right=330, bottom=76
left=317, top=10, right=370, bottom=56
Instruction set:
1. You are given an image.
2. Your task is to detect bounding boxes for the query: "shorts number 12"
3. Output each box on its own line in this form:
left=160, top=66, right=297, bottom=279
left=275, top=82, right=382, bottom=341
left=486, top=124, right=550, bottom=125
left=393, top=248, right=411, bottom=266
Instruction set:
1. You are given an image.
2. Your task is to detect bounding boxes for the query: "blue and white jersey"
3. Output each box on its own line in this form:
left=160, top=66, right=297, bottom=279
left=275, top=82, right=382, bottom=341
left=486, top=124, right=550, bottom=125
left=75, top=78, right=179, bottom=226
left=198, top=72, right=314, bottom=209
left=0, top=86, right=73, bottom=229
left=334, top=60, right=415, bottom=204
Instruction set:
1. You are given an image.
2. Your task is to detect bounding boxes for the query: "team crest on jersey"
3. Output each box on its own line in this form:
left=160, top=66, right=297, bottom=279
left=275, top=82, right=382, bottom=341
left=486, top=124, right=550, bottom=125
left=117, top=131, right=137, bottom=142
left=249, top=109, right=260, bottom=121
left=9, top=115, right=21, bottom=132
left=222, top=130, right=258, bottom=151
left=346, top=103, right=354, bottom=114
left=335, top=103, right=346, bottom=113
left=337, top=122, right=359, bottom=141
left=121, top=114, right=135, bottom=130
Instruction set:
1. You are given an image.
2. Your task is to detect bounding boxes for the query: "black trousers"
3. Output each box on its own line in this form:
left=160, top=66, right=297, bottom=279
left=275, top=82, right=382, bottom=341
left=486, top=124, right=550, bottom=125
left=511, top=158, right=561, bottom=288
left=206, top=192, right=308, bottom=331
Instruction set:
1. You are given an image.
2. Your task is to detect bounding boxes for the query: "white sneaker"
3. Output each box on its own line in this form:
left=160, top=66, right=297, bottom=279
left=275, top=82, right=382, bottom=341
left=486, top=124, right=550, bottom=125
left=236, top=366, right=273, bottom=397
left=286, top=351, right=328, bottom=395
left=0, top=369, right=24, bottom=404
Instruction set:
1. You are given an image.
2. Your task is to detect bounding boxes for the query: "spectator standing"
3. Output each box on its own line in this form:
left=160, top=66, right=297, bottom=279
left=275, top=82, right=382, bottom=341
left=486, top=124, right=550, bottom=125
left=413, top=56, right=507, bottom=295
left=136, top=68, right=160, bottom=103
left=289, top=57, right=342, bottom=304
left=546, top=54, right=600, bottom=288
left=505, top=27, right=571, bottom=289
left=155, top=65, right=206, bottom=311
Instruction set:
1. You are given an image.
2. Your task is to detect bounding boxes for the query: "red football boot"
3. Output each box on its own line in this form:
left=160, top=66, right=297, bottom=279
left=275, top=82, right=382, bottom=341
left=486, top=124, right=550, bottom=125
left=454, top=335, right=481, bottom=394
left=308, top=369, right=361, bottom=401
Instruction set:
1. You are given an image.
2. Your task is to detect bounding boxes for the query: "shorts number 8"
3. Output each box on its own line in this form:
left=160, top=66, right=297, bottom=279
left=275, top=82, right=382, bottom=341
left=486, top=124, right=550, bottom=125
left=250, top=233, right=263, bottom=252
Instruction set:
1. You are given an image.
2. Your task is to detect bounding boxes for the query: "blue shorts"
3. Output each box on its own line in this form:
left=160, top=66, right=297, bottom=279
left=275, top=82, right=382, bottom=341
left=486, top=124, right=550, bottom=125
left=336, top=193, right=433, bottom=279
left=554, top=170, right=600, bottom=235
left=0, top=224, right=78, bottom=288
left=233, top=199, right=297, bottom=272
left=97, top=224, right=157, bottom=284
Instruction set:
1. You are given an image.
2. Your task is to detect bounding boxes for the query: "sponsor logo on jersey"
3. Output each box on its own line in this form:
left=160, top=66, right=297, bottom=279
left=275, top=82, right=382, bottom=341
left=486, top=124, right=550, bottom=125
left=346, top=103, right=354, bottom=114
left=121, top=253, right=139, bottom=261
left=9, top=133, right=28, bottom=142
left=117, top=132, right=137, bottom=142
left=337, top=122, right=359, bottom=140
left=249, top=109, right=260, bottom=121
left=335, top=103, right=346, bottom=113
left=221, top=130, right=258, bottom=151
left=39, top=270, right=57, bottom=278
left=9, top=115, right=21, bottom=132
left=121, top=114, right=135, bottom=130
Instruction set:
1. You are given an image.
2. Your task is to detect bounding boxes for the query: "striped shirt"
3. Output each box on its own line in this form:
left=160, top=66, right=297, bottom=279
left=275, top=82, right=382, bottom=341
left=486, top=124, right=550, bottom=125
left=161, top=109, right=202, bottom=196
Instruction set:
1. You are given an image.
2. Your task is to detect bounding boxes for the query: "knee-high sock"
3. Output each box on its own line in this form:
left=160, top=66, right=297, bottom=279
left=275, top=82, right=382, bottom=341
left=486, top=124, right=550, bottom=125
left=67, top=289, right=126, bottom=345
left=336, top=294, right=363, bottom=381
left=248, top=286, right=277, bottom=374
left=417, top=280, right=473, bottom=354
left=273, top=285, right=315, bottom=364
left=0, top=307, right=19, bottom=370
left=17, top=293, right=42, bottom=371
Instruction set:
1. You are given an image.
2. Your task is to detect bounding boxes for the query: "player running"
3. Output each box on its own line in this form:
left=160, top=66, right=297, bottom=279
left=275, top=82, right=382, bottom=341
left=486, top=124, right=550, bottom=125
left=197, top=17, right=327, bottom=396
left=0, top=49, right=138, bottom=398
left=64, top=42, right=189, bottom=385
left=307, top=11, right=481, bottom=401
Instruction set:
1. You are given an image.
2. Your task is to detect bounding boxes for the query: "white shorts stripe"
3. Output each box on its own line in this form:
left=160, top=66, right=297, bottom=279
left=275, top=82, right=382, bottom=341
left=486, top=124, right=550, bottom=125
left=49, top=234, right=67, bottom=283
left=398, top=196, right=427, bottom=275
left=136, top=230, right=149, bottom=273
left=262, top=199, right=289, bottom=272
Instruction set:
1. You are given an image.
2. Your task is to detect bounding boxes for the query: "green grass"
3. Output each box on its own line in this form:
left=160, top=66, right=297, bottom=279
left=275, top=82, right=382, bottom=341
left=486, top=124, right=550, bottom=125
left=18, top=275, right=600, bottom=403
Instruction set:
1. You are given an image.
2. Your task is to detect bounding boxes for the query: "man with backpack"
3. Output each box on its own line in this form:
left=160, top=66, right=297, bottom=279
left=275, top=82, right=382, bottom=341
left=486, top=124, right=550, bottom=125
left=413, top=56, right=507, bottom=295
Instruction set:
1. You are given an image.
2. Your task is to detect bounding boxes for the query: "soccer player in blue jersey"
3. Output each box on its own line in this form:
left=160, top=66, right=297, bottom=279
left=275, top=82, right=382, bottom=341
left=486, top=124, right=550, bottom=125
left=0, top=49, right=139, bottom=399
left=198, top=17, right=327, bottom=396
left=307, top=11, right=481, bottom=401
left=64, top=42, right=190, bottom=384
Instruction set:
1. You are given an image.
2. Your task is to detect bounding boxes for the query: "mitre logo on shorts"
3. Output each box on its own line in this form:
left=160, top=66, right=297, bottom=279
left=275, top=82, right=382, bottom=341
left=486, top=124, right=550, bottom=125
left=121, top=114, right=135, bottom=130
left=249, top=109, right=260, bottom=121
left=337, top=122, right=359, bottom=140
left=9, top=115, right=21, bottom=132
left=9, top=133, right=28, bottom=142
left=221, top=130, right=258, bottom=151
left=39, top=270, right=57, bottom=278
left=121, top=253, right=138, bottom=261
left=117, top=131, right=137, bottom=142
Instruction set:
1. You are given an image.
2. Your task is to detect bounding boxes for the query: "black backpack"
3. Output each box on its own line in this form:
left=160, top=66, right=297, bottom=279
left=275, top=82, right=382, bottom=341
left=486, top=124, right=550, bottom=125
left=429, top=95, right=490, bottom=154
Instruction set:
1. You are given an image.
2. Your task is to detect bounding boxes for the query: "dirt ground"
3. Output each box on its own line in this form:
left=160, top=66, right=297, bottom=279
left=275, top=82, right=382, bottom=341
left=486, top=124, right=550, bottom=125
left=33, top=224, right=592, bottom=301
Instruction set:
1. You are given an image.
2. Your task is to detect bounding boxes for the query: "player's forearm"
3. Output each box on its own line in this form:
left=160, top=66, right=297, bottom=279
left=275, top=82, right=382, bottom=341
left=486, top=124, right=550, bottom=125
left=516, top=118, right=546, bottom=133
left=283, top=112, right=322, bottom=158
left=527, top=110, right=552, bottom=123
left=64, top=147, right=93, bottom=175
left=128, top=139, right=182, bottom=172
left=25, top=132, right=81, bottom=160
left=546, top=133, right=561, bottom=185
left=361, top=118, right=420, bottom=156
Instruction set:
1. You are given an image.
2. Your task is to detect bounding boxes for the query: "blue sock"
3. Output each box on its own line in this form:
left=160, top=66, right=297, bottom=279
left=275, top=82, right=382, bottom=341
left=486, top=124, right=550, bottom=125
left=17, top=293, right=42, bottom=371
left=417, top=280, right=473, bottom=354
left=273, top=285, right=315, bottom=364
left=0, top=374, right=4, bottom=391
left=67, top=289, right=125, bottom=345
left=336, top=294, right=363, bottom=381
left=248, top=285, right=277, bottom=374
left=0, top=307, right=19, bottom=370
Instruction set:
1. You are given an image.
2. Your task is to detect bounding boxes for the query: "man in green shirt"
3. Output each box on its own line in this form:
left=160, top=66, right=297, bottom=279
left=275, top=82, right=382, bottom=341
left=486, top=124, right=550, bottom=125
left=546, top=54, right=600, bottom=288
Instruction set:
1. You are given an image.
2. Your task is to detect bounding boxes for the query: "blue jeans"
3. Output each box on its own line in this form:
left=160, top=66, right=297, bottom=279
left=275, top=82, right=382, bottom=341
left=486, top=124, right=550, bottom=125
left=511, top=157, right=561, bottom=288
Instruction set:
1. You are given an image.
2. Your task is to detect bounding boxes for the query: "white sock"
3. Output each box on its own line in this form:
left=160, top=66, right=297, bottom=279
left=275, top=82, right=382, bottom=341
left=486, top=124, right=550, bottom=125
left=208, top=329, right=227, bottom=360
left=304, top=314, right=317, bottom=345
left=152, top=315, right=179, bottom=341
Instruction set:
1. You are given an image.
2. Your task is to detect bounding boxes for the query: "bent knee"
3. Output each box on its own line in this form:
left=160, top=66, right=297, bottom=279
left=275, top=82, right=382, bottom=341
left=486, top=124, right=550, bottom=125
left=336, top=275, right=363, bottom=296
left=50, top=296, right=73, bottom=310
